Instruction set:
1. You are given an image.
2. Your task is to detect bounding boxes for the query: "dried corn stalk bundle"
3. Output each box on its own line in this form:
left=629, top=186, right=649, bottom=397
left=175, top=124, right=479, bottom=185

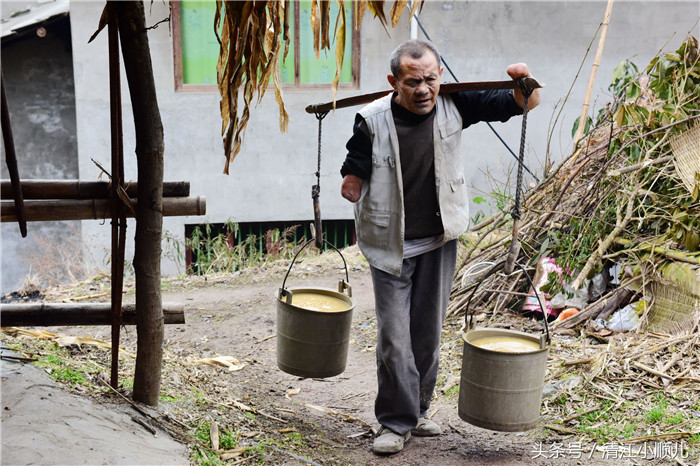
left=449, top=37, right=700, bottom=327
left=215, top=1, right=423, bottom=173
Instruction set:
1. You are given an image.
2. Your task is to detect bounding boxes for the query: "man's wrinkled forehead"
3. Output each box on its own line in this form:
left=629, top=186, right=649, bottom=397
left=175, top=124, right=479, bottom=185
left=397, top=54, right=440, bottom=78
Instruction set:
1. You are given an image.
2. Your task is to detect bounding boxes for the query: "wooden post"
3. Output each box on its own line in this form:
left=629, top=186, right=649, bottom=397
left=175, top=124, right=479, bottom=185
left=108, top=0, right=125, bottom=390
left=1, top=71, right=27, bottom=237
left=574, top=0, right=614, bottom=148
left=115, top=0, right=165, bottom=407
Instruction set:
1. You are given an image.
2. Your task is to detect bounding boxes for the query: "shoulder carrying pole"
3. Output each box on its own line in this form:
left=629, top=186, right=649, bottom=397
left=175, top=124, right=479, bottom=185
left=305, top=77, right=543, bottom=114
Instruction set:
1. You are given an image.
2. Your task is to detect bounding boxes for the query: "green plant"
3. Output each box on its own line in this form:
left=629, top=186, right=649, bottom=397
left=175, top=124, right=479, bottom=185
left=219, top=430, right=238, bottom=450
left=444, top=385, right=459, bottom=397
left=543, top=37, right=700, bottom=284
left=665, top=412, right=684, bottom=425
left=188, top=423, right=243, bottom=464
left=470, top=189, right=514, bottom=226
left=186, top=220, right=304, bottom=276
left=589, top=424, right=619, bottom=444
left=34, top=353, right=88, bottom=388
left=162, top=230, right=185, bottom=271
left=622, top=422, right=637, bottom=438
left=189, top=446, right=224, bottom=466
left=194, top=422, right=212, bottom=443
left=645, top=404, right=666, bottom=423
left=283, top=431, right=305, bottom=447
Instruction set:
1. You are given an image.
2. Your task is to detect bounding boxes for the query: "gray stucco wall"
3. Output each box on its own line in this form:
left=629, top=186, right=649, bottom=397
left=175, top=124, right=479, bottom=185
left=1, top=11, right=83, bottom=293
left=4, top=1, right=696, bottom=290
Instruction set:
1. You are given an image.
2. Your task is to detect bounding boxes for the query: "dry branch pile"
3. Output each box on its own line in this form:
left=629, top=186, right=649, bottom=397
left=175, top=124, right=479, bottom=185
left=542, top=315, right=700, bottom=444
left=449, top=37, right=700, bottom=333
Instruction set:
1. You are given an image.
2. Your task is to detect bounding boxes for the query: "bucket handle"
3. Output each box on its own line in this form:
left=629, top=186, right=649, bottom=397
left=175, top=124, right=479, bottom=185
left=280, top=237, right=351, bottom=299
left=463, top=260, right=550, bottom=345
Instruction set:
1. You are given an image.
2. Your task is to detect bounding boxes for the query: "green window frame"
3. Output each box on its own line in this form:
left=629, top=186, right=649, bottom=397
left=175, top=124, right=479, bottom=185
left=172, top=0, right=360, bottom=92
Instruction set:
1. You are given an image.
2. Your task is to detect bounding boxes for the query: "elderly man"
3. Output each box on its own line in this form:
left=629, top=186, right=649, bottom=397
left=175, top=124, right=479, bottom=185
left=340, top=39, right=540, bottom=454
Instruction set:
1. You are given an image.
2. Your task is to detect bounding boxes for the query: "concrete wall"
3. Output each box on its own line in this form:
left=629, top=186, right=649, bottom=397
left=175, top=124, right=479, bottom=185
left=4, top=1, right=697, bottom=291
left=1, top=10, right=84, bottom=293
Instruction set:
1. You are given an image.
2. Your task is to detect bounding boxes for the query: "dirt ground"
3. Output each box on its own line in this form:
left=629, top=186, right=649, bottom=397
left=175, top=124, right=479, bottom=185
left=1, top=248, right=696, bottom=465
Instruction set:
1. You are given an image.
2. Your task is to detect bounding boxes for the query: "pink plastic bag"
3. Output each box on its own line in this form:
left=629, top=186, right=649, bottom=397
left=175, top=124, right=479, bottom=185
left=521, top=257, right=561, bottom=320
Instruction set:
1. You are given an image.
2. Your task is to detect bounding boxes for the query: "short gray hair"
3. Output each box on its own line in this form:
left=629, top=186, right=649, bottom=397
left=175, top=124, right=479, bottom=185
left=389, top=40, right=441, bottom=77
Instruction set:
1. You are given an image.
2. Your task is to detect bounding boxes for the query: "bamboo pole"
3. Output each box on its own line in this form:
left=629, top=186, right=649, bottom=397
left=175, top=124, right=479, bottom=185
left=573, top=0, right=614, bottom=148
left=0, top=180, right=190, bottom=199
left=0, top=302, right=185, bottom=327
left=613, top=237, right=700, bottom=265
left=1, top=196, right=206, bottom=222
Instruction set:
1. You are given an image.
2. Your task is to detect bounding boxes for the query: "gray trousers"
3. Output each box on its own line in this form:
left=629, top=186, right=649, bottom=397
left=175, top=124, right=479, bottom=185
left=369, top=239, right=458, bottom=435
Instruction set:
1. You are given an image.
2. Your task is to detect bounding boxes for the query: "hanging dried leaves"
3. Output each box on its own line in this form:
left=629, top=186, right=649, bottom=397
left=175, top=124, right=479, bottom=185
left=215, top=0, right=423, bottom=173
left=330, top=1, right=346, bottom=104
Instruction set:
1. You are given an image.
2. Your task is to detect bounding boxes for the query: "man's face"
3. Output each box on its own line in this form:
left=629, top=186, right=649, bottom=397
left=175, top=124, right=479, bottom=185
left=387, top=52, right=443, bottom=115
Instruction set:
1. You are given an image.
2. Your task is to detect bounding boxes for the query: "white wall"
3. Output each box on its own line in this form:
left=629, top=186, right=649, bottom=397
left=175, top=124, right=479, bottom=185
left=63, top=0, right=698, bottom=280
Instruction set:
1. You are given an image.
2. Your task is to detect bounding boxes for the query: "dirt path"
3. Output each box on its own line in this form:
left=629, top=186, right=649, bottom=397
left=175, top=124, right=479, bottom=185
left=152, top=265, right=561, bottom=465
left=2, top=255, right=664, bottom=465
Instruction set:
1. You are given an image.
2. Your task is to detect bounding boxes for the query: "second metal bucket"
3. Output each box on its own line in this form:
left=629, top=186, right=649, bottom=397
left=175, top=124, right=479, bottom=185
left=276, top=239, right=355, bottom=378
left=458, top=261, right=551, bottom=432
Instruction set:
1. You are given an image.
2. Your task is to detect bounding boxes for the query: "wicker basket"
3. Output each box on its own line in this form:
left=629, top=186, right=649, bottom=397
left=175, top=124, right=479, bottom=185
left=647, top=262, right=700, bottom=335
left=670, top=124, right=700, bottom=196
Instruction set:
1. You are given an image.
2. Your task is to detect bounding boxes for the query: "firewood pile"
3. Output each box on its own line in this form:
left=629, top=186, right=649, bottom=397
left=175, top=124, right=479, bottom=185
left=448, top=36, right=700, bottom=335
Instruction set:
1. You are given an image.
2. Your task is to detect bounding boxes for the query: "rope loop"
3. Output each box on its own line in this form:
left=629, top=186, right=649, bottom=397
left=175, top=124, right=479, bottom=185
left=518, top=77, right=534, bottom=98
left=511, top=79, right=531, bottom=221
left=313, top=111, right=328, bottom=190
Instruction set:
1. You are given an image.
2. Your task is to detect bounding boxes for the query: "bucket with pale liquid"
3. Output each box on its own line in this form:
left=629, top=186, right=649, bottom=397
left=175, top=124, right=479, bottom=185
left=276, top=239, right=355, bottom=378
left=458, top=261, right=550, bottom=432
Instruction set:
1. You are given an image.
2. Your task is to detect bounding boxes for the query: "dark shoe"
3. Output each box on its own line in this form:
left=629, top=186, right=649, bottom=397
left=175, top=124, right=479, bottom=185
left=373, top=426, right=411, bottom=454
left=411, top=417, right=441, bottom=437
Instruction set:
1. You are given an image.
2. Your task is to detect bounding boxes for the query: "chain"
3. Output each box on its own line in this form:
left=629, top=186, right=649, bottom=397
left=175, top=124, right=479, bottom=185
left=511, top=78, right=533, bottom=221
left=314, top=112, right=328, bottom=188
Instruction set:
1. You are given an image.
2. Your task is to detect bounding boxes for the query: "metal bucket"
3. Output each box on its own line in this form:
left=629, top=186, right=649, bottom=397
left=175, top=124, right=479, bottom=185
left=276, top=239, right=355, bottom=378
left=458, top=261, right=550, bottom=432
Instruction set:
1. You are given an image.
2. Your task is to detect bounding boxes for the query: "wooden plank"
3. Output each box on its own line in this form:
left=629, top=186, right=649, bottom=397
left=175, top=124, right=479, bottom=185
left=0, top=302, right=185, bottom=326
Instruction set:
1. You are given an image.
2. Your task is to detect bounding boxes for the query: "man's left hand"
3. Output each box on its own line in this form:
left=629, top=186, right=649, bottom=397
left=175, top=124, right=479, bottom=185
left=507, top=63, right=541, bottom=110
